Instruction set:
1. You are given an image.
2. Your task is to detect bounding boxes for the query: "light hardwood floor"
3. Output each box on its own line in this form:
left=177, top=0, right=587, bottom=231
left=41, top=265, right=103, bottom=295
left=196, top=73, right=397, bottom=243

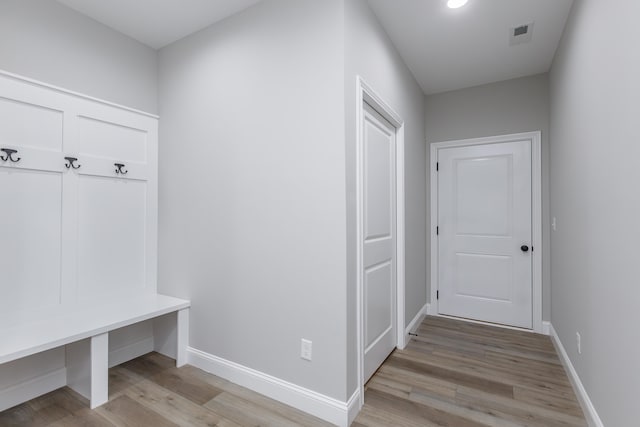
left=0, top=352, right=333, bottom=427
left=354, top=316, right=586, bottom=427
left=0, top=316, right=586, bottom=426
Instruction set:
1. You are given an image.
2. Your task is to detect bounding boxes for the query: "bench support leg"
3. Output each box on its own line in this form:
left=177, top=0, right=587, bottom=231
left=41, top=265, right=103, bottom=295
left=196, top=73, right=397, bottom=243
left=66, top=333, right=109, bottom=409
left=90, top=333, right=109, bottom=408
left=176, top=308, right=189, bottom=367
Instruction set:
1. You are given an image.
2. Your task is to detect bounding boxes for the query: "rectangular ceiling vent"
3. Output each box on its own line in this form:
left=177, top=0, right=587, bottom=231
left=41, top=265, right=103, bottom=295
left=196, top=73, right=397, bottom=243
left=509, top=22, right=534, bottom=46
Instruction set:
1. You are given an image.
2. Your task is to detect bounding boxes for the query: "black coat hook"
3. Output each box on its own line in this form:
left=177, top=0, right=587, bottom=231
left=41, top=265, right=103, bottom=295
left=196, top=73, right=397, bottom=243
left=1, top=148, right=20, bottom=163
left=114, top=163, right=128, bottom=175
left=64, top=157, right=81, bottom=169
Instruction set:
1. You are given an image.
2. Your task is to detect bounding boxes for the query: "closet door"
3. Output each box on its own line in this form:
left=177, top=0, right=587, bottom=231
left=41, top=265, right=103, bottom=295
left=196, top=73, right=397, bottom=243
left=70, top=106, right=157, bottom=301
left=0, top=80, right=67, bottom=313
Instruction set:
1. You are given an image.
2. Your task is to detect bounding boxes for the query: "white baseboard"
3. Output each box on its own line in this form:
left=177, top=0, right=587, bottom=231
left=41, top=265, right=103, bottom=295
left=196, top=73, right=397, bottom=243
left=405, top=302, right=429, bottom=336
left=549, top=324, right=603, bottom=427
left=109, top=337, right=154, bottom=368
left=0, top=368, right=67, bottom=412
left=426, top=302, right=435, bottom=315
left=188, top=347, right=356, bottom=427
left=346, top=388, right=361, bottom=426
left=542, top=321, right=550, bottom=336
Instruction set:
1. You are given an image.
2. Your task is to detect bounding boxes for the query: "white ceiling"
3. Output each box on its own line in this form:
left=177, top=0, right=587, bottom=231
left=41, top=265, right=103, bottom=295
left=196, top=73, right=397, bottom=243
left=367, top=0, right=574, bottom=94
left=56, top=0, right=573, bottom=94
left=56, top=0, right=263, bottom=49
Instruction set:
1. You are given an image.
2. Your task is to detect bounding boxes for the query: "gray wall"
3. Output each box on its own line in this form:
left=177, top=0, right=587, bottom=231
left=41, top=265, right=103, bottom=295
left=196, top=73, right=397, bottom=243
left=424, top=74, right=551, bottom=321
left=550, top=0, right=640, bottom=425
left=0, top=0, right=158, bottom=113
left=344, top=0, right=427, bottom=397
left=158, top=0, right=348, bottom=400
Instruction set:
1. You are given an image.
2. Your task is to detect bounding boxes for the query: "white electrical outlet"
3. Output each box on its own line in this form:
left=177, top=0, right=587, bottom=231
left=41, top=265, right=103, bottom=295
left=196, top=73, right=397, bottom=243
left=576, top=332, right=581, bottom=354
left=552, top=217, right=557, bottom=231
left=301, top=339, right=312, bottom=361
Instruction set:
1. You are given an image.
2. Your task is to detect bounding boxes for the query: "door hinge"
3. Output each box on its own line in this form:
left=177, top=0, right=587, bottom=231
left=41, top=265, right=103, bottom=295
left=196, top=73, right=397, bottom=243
left=436, top=162, right=439, bottom=171
left=437, top=290, right=439, bottom=300
left=531, top=246, right=534, bottom=252
left=436, top=226, right=439, bottom=235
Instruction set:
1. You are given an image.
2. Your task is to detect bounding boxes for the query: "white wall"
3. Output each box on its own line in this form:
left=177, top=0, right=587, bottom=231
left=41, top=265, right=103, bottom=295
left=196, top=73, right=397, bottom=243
left=550, top=0, right=640, bottom=425
left=0, top=0, right=158, bottom=113
left=425, top=74, right=551, bottom=320
left=344, top=0, right=427, bottom=397
left=158, top=0, right=348, bottom=401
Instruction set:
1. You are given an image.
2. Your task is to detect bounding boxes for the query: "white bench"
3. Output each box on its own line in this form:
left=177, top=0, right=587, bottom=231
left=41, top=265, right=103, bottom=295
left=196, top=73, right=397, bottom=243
left=0, top=294, right=190, bottom=410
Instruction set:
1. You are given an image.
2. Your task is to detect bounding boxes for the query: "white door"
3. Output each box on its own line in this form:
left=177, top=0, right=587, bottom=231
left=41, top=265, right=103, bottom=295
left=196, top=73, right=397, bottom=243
left=437, top=140, right=532, bottom=329
left=362, top=102, right=396, bottom=382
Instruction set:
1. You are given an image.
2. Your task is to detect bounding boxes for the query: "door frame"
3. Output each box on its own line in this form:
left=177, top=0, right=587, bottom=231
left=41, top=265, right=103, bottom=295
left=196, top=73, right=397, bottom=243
left=356, top=76, right=406, bottom=406
left=429, top=131, right=543, bottom=333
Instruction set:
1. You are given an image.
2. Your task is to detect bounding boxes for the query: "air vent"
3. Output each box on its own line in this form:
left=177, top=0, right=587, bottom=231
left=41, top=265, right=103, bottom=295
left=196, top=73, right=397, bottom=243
left=514, top=25, right=529, bottom=36
left=509, top=22, right=534, bottom=46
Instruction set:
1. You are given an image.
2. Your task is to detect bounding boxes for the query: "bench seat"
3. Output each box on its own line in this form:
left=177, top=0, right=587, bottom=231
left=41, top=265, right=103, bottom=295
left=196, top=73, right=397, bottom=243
left=0, top=293, right=190, bottom=410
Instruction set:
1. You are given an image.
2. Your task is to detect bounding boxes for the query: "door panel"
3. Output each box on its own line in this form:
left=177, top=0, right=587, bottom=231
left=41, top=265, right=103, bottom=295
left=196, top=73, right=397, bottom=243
left=455, top=253, right=512, bottom=301
left=362, top=102, right=396, bottom=382
left=365, top=123, right=392, bottom=239
left=438, top=140, right=532, bottom=329
left=365, top=261, right=393, bottom=347
left=455, top=155, right=511, bottom=236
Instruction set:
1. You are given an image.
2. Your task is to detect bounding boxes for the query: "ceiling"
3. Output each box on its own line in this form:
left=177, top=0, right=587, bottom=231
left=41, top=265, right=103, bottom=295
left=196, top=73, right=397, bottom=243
left=56, top=0, right=262, bottom=49
left=56, top=0, right=574, bottom=94
left=367, top=0, right=574, bottom=94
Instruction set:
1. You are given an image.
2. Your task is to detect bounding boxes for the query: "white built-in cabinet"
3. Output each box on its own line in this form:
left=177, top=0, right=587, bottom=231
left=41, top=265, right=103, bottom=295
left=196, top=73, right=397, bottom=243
left=0, top=71, right=158, bottom=316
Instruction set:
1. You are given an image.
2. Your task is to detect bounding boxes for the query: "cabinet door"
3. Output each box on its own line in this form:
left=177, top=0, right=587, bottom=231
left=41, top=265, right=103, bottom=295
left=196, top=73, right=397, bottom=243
left=0, top=94, right=66, bottom=312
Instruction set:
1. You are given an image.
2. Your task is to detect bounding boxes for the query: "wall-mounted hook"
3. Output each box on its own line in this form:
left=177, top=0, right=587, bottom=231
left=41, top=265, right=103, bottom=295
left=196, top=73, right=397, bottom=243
left=114, top=163, right=128, bottom=175
left=64, top=157, right=81, bottom=169
left=1, top=148, right=21, bottom=163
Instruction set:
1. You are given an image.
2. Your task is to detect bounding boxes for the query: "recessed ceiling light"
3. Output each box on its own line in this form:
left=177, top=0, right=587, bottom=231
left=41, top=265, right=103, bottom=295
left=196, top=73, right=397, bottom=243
left=447, top=0, right=469, bottom=9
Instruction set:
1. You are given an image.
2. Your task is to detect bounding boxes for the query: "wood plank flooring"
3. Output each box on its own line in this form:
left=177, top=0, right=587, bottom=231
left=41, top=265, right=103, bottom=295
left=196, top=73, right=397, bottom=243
left=0, top=316, right=586, bottom=426
left=0, top=352, right=332, bottom=427
left=354, top=316, right=586, bottom=427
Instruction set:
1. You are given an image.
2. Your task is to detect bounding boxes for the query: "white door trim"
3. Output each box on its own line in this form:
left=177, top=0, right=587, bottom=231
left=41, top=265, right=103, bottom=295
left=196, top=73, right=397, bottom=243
left=356, top=76, right=405, bottom=408
left=429, top=132, right=543, bottom=333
